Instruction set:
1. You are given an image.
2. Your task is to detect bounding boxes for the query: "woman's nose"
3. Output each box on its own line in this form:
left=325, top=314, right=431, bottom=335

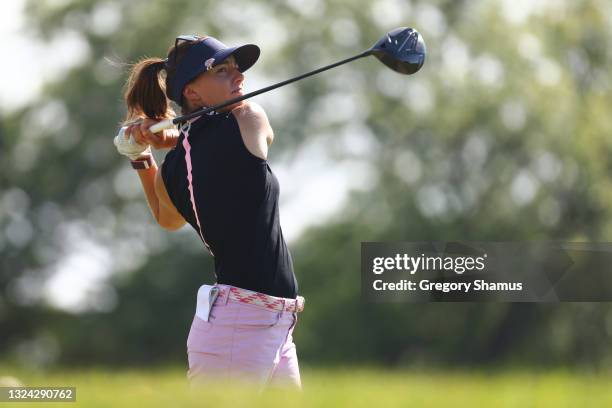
left=233, top=69, right=244, bottom=82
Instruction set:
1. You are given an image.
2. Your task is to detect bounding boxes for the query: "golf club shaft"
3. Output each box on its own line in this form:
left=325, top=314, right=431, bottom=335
left=149, top=50, right=371, bottom=133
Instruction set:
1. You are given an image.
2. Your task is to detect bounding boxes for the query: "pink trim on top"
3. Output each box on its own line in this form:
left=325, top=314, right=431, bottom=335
left=180, top=119, right=214, bottom=256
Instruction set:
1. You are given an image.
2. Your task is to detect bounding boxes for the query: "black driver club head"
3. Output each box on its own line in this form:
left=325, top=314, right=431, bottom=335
left=368, top=27, right=426, bottom=75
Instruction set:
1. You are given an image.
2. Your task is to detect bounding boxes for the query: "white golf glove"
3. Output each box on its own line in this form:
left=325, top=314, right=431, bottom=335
left=114, top=126, right=152, bottom=160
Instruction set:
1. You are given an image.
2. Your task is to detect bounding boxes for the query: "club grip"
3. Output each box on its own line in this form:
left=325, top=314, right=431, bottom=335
left=149, top=119, right=175, bottom=133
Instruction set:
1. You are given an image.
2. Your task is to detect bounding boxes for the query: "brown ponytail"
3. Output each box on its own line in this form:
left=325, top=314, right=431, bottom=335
left=122, top=36, right=207, bottom=121
left=123, top=58, right=174, bottom=122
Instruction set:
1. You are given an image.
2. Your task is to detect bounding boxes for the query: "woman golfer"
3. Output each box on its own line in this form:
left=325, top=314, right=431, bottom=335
left=114, top=35, right=304, bottom=389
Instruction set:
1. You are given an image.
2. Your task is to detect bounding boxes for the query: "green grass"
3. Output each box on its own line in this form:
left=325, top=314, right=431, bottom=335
left=1, top=364, right=611, bottom=407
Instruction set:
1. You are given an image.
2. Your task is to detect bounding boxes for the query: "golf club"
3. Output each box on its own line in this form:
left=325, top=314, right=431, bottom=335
left=147, top=27, right=426, bottom=133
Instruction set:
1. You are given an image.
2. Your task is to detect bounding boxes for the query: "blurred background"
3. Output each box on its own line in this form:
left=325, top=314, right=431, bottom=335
left=1, top=0, right=612, bottom=374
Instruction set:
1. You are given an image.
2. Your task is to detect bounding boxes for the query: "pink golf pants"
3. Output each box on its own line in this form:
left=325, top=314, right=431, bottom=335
left=186, top=284, right=302, bottom=389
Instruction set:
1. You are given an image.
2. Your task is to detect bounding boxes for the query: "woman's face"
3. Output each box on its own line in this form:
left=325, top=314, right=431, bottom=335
left=182, top=55, right=245, bottom=112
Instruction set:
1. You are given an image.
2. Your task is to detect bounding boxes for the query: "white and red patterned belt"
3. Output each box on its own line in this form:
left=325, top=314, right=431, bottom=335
left=217, top=285, right=305, bottom=313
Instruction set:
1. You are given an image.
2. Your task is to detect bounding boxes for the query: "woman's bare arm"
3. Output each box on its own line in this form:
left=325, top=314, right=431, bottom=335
left=233, top=101, right=274, bottom=160
left=125, top=119, right=186, bottom=230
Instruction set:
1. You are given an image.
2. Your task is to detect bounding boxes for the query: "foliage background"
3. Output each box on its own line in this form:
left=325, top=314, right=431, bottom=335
left=1, top=0, right=612, bottom=372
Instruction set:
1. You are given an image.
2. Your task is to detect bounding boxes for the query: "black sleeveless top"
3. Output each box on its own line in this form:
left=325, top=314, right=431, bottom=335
left=161, top=110, right=298, bottom=299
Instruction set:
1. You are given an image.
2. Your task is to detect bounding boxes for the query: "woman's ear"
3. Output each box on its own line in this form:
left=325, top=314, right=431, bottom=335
left=182, top=84, right=202, bottom=106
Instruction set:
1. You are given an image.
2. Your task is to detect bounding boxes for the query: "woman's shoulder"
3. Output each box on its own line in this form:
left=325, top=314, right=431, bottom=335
left=230, top=101, right=273, bottom=159
left=231, top=101, right=270, bottom=127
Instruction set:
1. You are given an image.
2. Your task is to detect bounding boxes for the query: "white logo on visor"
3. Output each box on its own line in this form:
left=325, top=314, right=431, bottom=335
left=204, top=58, right=215, bottom=71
